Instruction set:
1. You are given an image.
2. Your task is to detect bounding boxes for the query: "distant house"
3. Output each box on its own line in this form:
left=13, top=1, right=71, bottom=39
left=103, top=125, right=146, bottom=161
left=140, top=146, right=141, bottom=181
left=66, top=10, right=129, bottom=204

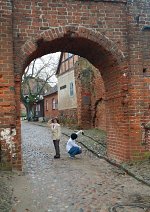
left=21, top=76, right=52, bottom=121
left=22, top=77, right=51, bottom=97
left=35, top=99, right=44, bottom=120
left=44, top=85, right=58, bottom=121
left=56, top=52, right=79, bottom=126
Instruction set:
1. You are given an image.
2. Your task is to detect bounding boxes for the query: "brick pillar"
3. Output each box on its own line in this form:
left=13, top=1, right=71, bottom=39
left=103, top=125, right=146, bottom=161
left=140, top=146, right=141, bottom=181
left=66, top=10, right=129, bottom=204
left=0, top=1, right=19, bottom=169
left=14, top=74, right=22, bottom=170
left=126, top=0, right=150, bottom=160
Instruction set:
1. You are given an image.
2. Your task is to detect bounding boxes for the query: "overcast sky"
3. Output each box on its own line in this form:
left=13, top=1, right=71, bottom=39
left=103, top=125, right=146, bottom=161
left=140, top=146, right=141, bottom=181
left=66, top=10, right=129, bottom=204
left=26, top=52, right=61, bottom=86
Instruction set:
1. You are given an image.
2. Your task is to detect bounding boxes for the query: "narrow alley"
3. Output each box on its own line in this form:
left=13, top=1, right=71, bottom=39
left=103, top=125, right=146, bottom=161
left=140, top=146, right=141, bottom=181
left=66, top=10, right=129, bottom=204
left=10, top=122, right=150, bottom=212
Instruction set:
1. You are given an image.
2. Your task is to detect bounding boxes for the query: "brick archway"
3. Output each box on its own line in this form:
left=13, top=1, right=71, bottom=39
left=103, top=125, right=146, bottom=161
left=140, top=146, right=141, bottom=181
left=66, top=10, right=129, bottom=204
left=15, top=26, right=131, bottom=165
left=1, top=0, right=150, bottom=170
left=19, top=26, right=125, bottom=73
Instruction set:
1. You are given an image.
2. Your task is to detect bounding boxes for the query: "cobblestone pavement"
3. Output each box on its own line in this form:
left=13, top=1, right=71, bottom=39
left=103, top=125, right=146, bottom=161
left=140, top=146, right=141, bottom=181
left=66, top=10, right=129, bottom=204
left=9, top=122, right=150, bottom=212
left=61, top=127, right=150, bottom=186
left=34, top=122, right=150, bottom=186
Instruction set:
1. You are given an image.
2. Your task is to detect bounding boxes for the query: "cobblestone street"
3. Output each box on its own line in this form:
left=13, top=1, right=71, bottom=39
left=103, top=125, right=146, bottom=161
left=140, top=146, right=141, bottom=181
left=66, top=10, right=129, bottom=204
left=9, top=122, right=150, bottom=211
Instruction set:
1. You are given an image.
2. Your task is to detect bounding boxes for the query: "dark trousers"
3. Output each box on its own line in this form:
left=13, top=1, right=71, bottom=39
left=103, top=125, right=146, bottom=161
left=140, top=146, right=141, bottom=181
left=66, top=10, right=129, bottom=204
left=53, top=140, right=60, bottom=156
left=68, top=146, right=82, bottom=157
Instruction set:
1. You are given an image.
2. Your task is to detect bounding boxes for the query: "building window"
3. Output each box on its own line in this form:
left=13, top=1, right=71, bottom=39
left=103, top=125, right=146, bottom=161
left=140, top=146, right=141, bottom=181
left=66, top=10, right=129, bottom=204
left=46, top=100, right=48, bottom=111
left=52, top=98, right=56, bottom=110
left=70, top=82, right=74, bottom=96
left=36, top=104, right=40, bottom=116
left=60, top=85, right=66, bottom=90
left=36, top=104, right=40, bottom=112
left=55, top=100, right=58, bottom=109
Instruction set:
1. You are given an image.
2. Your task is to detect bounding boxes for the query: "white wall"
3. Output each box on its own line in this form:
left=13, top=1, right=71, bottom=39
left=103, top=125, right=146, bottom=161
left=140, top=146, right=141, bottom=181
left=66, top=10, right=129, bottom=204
left=58, top=69, right=77, bottom=110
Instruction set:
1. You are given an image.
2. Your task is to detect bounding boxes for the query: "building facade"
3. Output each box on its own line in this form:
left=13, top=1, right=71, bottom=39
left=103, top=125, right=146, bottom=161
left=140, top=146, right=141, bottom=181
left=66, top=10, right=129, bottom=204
left=35, top=99, right=44, bottom=121
left=56, top=53, right=79, bottom=127
left=44, top=85, right=58, bottom=121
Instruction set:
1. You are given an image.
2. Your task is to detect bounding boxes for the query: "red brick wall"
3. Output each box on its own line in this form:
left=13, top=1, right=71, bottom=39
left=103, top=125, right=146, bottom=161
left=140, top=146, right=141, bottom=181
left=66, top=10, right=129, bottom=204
left=14, top=75, right=22, bottom=170
left=91, top=66, right=106, bottom=131
left=44, top=93, right=58, bottom=120
left=74, top=58, right=106, bottom=130
left=140, top=27, right=150, bottom=152
left=0, top=1, right=22, bottom=170
left=1, top=0, right=150, bottom=169
left=124, top=1, right=150, bottom=160
left=75, top=59, right=92, bottom=129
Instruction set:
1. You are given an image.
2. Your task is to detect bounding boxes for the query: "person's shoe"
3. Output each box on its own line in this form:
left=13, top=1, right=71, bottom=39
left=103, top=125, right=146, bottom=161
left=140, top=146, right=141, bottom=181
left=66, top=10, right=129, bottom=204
left=69, top=155, right=75, bottom=159
left=54, top=155, right=60, bottom=159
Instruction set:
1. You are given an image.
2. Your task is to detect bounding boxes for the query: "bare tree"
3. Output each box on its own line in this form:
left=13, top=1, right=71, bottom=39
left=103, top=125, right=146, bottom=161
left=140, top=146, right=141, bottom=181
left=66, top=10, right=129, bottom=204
left=21, top=53, right=59, bottom=121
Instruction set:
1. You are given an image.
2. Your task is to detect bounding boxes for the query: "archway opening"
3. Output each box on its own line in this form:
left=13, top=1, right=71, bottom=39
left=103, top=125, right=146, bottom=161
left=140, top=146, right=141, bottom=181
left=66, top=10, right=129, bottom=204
left=23, top=36, right=119, bottom=72
left=16, top=28, right=129, bottom=171
left=21, top=37, right=128, bottom=162
left=21, top=50, right=108, bottom=159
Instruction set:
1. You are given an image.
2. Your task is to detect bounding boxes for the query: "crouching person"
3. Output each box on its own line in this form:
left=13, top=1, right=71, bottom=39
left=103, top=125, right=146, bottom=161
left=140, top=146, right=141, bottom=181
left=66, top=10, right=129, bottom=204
left=66, top=130, right=83, bottom=158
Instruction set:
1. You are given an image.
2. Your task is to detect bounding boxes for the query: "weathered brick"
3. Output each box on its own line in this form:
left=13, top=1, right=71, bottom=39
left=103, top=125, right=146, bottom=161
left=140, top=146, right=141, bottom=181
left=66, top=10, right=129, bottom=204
left=1, top=0, right=150, bottom=169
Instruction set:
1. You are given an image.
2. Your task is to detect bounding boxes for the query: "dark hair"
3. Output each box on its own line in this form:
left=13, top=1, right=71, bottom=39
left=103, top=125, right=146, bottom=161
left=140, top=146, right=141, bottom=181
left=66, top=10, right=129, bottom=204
left=71, top=133, right=78, bottom=140
left=51, top=119, right=54, bottom=123
left=51, top=117, right=59, bottom=123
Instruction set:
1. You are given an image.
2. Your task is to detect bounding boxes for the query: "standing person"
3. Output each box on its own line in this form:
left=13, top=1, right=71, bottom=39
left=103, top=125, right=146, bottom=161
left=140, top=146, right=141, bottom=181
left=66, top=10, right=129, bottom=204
left=66, top=130, right=84, bottom=159
left=48, top=118, right=61, bottom=159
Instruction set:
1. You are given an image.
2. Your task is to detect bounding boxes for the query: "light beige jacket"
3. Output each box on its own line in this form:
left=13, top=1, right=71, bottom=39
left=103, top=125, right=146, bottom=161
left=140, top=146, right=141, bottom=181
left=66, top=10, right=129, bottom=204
left=48, top=122, right=61, bottom=140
